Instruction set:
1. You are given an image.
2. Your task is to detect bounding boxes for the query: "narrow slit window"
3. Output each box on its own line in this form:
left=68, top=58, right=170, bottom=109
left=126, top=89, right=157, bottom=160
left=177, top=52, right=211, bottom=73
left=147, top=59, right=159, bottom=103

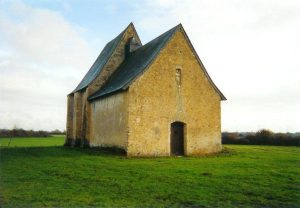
left=175, top=68, right=182, bottom=86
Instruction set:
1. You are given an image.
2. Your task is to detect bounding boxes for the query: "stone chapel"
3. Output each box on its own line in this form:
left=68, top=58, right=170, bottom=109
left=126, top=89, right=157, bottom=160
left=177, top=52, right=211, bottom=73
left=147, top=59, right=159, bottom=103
left=65, top=23, right=226, bottom=156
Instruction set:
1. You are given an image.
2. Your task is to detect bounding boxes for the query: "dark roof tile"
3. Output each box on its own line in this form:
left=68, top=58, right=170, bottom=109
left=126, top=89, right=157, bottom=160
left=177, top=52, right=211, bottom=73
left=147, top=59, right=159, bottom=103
left=72, top=26, right=127, bottom=93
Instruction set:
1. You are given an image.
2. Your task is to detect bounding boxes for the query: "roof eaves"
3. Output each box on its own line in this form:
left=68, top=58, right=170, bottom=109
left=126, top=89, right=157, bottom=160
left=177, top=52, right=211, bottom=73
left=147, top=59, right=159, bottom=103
left=88, top=88, right=125, bottom=102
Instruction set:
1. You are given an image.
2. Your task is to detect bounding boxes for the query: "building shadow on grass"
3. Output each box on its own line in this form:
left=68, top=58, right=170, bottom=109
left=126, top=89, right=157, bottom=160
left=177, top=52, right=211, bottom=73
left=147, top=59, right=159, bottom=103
left=1, top=146, right=236, bottom=160
left=0, top=146, right=126, bottom=159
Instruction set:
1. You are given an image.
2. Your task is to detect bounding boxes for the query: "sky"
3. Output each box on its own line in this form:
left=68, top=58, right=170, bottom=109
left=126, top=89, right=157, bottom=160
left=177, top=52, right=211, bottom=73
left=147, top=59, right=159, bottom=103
left=0, top=0, right=299, bottom=132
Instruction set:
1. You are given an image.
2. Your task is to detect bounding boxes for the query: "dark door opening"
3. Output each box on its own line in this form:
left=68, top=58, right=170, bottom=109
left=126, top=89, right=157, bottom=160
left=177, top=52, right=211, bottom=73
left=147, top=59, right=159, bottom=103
left=170, top=122, right=184, bottom=156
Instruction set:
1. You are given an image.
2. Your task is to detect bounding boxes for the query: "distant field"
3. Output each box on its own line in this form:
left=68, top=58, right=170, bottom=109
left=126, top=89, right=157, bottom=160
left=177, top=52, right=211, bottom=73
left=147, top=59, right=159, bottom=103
left=0, top=135, right=65, bottom=147
left=0, top=136, right=299, bottom=207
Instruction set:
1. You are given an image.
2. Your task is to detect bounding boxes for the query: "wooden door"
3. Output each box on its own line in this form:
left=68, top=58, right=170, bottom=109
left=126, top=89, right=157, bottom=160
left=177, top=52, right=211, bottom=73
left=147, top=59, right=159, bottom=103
left=170, top=122, right=184, bottom=155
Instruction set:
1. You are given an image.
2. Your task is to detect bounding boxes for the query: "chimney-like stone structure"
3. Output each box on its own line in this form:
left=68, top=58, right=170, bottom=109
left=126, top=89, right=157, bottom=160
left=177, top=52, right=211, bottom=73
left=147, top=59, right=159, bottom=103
left=125, top=37, right=141, bottom=58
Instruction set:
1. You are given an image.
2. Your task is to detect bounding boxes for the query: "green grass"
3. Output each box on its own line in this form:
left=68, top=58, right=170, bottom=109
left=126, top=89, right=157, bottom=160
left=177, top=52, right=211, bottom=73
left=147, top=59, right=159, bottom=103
left=0, top=136, right=299, bottom=207
left=0, top=136, right=64, bottom=147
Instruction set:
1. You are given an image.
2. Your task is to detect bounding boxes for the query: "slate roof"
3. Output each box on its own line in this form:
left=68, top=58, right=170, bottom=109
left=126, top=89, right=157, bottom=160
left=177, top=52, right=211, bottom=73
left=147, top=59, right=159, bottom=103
left=72, top=25, right=127, bottom=93
left=88, top=24, right=180, bottom=101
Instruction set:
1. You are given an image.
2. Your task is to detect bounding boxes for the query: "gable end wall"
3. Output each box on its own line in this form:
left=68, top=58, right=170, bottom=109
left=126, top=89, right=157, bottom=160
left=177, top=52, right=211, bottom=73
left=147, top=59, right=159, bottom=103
left=127, top=29, right=221, bottom=156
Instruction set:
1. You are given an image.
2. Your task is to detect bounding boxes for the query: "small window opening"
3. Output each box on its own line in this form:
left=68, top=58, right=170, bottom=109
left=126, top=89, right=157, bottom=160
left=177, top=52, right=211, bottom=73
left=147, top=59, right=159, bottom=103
left=175, top=68, right=181, bottom=86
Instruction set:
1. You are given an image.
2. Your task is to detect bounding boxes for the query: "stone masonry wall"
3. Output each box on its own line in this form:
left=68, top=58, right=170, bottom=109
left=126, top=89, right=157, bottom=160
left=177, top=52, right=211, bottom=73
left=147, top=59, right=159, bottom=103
left=127, top=28, right=221, bottom=156
left=65, top=94, right=74, bottom=145
left=90, top=92, right=128, bottom=149
left=73, top=91, right=84, bottom=144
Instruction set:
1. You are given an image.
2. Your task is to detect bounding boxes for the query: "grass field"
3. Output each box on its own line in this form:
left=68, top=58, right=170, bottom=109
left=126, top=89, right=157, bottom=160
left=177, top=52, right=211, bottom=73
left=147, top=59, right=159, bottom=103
left=0, top=136, right=299, bottom=207
left=0, top=136, right=64, bottom=147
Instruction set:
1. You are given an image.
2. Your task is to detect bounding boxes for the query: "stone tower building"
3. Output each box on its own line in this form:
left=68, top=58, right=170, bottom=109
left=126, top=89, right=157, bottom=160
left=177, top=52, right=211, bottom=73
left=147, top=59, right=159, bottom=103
left=65, top=23, right=226, bottom=156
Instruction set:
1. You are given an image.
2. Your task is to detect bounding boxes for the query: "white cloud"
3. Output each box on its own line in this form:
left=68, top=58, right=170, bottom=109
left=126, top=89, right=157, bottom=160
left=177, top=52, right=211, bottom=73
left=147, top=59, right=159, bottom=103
left=0, top=0, right=299, bottom=132
left=0, top=1, right=94, bottom=130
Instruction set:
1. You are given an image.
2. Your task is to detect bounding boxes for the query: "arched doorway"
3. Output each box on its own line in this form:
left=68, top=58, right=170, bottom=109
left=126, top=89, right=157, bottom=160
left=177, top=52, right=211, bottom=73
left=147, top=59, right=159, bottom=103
left=170, top=122, right=185, bottom=156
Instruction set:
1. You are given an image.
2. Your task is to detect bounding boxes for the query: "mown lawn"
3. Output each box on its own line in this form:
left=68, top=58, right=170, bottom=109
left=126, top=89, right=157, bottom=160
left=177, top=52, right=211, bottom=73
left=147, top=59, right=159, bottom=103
left=0, top=136, right=299, bottom=207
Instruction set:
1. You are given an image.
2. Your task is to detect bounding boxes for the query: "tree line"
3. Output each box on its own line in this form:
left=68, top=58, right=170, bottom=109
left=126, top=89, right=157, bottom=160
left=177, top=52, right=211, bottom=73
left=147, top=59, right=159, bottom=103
left=222, top=129, right=300, bottom=146
left=0, top=128, right=65, bottom=138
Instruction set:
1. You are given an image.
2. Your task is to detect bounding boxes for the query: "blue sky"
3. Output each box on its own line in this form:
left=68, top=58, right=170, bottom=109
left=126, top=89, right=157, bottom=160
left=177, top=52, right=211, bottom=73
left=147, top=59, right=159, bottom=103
left=0, top=0, right=299, bottom=132
left=21, top=1, right=137, bottom=37
left=16, top=0, right=171, bottom=43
